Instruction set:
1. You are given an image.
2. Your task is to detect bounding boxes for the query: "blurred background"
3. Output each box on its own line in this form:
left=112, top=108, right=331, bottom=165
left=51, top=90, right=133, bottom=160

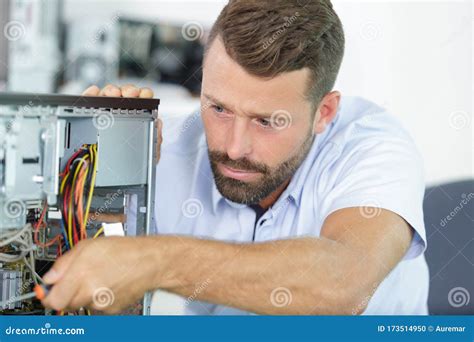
left=0, top=0, right=472, bottom=315
left=0, top=0, right=471, bottom=184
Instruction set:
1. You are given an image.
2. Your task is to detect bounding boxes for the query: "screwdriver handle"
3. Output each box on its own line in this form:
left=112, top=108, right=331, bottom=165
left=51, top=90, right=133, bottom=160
left=34, top=284, right=52, bottom=300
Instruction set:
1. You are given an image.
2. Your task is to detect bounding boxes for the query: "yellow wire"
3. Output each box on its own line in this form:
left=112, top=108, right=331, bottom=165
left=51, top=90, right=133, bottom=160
left=60, top=173, right=69, bottom=194
left=78, top=166, right=89, bottom=239
left=83, top=144, right=98, bottom=229
left=93, top=226, right=104, bottom=239
left=72, top=155, right=89, bottom=190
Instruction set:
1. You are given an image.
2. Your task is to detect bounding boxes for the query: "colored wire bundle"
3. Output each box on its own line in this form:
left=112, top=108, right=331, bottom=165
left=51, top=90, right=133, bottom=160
left=3, top=144, right=100, bottom=316
left=59, top=144, right=98, bottom=250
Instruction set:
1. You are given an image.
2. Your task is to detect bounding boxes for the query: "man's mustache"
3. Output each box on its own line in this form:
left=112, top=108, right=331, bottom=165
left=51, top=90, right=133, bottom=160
left=209, top=150, right=269, bottom=174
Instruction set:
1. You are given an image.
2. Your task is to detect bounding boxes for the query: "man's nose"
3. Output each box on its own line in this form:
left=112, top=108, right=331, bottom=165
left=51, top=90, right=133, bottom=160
left=225, top=117, right=252, bottom=160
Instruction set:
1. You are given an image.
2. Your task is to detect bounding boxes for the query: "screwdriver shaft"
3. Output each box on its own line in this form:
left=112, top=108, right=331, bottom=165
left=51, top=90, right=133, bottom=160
left=0, top=291, right=36, bottom=308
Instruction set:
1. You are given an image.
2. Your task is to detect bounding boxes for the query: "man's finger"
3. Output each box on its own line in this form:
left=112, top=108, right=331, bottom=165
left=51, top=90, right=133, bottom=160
left=41, top=267, right=82, bottom=311
left=43, top=250, right=76, bottom=284
left=139, top=87, right=154, bottom=98
left=120, top=84, right=140, bottom=98
left=155, top=119, right=163, bottom=163
left=99, top=84, right=121, bottom=97
left=67, top=283, right=96, bottom=311
left=82, top=85, right=100, bottom=96
left=156, top=118, right=163, bottom=136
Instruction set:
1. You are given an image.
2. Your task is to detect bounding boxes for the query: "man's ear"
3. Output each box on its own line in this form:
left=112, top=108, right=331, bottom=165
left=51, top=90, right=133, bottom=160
left=312, top=91, right=341, bottom=134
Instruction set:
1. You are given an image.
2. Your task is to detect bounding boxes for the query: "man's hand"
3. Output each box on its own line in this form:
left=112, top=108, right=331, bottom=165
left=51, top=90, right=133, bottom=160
left=82, top=84, right=154, bottom=98
left=82, top=84, right=163, bottom=163
left=41, top=237, right=160, bottom=314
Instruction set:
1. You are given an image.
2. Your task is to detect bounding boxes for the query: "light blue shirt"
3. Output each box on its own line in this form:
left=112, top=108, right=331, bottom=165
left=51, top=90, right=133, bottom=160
left=154, top=96, right=429, bottom=315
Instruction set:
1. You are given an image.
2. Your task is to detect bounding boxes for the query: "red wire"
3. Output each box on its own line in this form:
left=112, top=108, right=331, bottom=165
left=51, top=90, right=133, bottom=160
left=63, top=148, right=84, bottom=175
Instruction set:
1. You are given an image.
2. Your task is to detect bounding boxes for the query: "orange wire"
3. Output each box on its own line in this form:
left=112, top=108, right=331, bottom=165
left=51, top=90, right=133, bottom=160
left=75, top=166, right=86, bottom=224
left=34, top=202, right=62, bottom=248
left=75, top=163, right=89, bottom=240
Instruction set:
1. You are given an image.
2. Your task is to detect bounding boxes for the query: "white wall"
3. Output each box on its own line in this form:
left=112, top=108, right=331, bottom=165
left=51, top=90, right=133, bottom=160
left=62, top=0, right=473, bottom=185
left=333, top=0, right=472, bottom=185
left=63, top=0, right=227, bottom=26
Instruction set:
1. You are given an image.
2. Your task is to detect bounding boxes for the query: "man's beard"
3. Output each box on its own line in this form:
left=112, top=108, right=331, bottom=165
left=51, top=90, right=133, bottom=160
left=208, top=133, right=314, bottom=205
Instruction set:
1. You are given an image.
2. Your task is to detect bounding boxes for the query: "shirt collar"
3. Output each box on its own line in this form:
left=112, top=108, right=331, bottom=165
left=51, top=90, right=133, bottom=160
left=211, top=181, right=223, bottom=214
left=274, top=134, right=320, bottom=210
left=211, top=182, right=247, bottom=214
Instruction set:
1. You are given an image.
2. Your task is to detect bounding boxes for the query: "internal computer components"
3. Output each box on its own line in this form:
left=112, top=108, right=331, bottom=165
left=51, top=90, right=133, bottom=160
left=0, top=92, right=159, bottom=315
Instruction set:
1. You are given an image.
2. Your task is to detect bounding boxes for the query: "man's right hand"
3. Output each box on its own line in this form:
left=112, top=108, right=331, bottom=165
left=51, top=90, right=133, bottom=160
left=82, top=84, right=162, bottom=163
left=82, top=84, right=154, bottom=98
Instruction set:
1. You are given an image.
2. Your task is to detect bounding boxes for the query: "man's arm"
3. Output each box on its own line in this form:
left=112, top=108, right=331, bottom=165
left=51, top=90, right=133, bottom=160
left=41, top=207, right=413, bottom=315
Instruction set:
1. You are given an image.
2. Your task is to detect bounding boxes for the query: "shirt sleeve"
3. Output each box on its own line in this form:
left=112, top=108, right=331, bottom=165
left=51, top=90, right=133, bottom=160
left=318, top=114, right=427, bottom=260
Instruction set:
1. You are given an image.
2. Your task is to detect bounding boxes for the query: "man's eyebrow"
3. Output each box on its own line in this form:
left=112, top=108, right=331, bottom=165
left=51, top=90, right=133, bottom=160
left=203, top=93, right=229, bottom=109
left=203, top=93, right=272, bottom=118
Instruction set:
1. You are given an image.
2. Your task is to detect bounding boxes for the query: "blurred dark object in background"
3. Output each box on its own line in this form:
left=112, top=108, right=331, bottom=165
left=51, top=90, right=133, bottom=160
left=3, top=1, right=205, bottom=95
left=119, top=19, right=157, bottom=79
left=119, top=19, right=203, bottom=96
left=424, top=180, right=474, bottom=315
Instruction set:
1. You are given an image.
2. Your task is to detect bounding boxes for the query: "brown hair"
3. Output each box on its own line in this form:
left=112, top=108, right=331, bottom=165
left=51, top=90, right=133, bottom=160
left=206, top=0, right=345, bottom=106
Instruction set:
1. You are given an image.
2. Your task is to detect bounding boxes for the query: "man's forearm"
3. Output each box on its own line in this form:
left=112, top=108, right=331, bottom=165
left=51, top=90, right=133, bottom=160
left=147, top=235, right=371, bottom=315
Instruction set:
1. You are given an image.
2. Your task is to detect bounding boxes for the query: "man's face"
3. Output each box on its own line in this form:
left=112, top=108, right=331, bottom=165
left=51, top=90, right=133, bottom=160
left=201, top=38, right=316, bottom=205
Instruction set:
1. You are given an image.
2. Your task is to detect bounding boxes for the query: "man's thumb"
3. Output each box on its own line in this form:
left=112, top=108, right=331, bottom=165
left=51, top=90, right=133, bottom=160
left=43, top=251, right=74, bottom=284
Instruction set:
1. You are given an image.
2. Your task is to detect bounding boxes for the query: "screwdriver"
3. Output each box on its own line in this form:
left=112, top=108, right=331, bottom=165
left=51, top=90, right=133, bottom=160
left=0, top=284, right=51, bottom=307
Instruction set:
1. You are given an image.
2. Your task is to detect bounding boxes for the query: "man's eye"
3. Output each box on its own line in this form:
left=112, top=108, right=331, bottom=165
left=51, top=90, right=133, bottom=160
left=255, top=118, right=272, bottom=128
left=212, top=105, right=224, bottom=113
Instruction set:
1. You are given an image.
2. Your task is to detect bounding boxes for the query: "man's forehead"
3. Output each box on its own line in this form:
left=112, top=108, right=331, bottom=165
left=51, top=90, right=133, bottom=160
left=203, top=41, right=312, bottom=116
